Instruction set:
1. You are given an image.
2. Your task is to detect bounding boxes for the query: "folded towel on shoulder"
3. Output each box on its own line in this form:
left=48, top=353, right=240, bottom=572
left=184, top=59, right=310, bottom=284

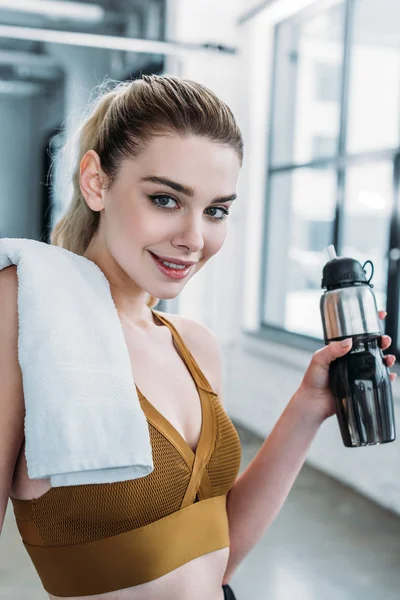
left=0, top=237, right=154, bottom=487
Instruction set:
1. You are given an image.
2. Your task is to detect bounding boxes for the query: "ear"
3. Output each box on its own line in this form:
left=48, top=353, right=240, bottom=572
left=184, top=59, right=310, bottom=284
left=79, top=150, right=107, bottom=212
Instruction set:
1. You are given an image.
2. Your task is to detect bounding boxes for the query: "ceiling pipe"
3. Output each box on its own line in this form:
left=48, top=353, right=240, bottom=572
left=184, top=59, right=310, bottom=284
left=0, top=0, right=105, bottom=23
left=0, top=24, right=237, bottom=56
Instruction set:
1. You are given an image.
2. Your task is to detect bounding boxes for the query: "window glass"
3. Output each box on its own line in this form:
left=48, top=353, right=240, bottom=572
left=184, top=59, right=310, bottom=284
left=263, top=168, right=337, bottom=338
left=271, top=2, right=345, bottom=166
left=340, top=161, right=393, bottom=312
left=346, top=0, right=400, bottom=153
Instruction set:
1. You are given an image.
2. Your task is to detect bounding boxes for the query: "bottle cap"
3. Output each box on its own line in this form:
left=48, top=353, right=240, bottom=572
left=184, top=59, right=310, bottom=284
left=321, top=246, right=373, bottom=289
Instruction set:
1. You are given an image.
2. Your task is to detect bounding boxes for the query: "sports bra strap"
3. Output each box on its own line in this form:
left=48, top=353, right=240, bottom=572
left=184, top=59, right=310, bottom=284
left=151, top=309, right=216, bottom=394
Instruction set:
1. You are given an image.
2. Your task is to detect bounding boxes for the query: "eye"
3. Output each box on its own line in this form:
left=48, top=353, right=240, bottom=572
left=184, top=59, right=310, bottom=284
left=149, top=194, right=177, bottom=210
left=148, top=194, right=230, bottom=222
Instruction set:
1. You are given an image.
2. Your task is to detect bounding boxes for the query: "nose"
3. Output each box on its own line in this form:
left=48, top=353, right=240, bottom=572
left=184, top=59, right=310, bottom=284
left=172, top=214, right=205, bottom=253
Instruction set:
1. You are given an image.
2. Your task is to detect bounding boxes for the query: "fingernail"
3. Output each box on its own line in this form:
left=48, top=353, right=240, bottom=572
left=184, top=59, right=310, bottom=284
left=340, top=338, right=352, bottom=347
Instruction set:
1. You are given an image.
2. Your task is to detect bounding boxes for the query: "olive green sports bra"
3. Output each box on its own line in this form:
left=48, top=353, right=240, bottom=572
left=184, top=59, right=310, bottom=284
left=10, top=310, right=242, bottom=597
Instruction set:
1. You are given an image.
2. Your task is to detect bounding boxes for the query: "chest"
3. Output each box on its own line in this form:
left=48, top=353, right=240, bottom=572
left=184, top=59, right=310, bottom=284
left=11, top=318, right=213, bottom=501
left=123, top=324, right=204, bottom=453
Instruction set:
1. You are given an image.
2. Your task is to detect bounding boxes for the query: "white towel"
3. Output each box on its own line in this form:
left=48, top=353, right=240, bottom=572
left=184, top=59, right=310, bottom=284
left=0, top=237, right=154, bottom=487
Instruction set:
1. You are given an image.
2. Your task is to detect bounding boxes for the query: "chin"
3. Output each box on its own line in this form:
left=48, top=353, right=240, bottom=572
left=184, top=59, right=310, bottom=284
left=155, top=290, right=183, bottom=301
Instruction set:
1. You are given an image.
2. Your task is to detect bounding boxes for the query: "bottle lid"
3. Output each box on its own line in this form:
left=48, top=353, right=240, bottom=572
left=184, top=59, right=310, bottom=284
left=321, top=246, right=374, bottom=289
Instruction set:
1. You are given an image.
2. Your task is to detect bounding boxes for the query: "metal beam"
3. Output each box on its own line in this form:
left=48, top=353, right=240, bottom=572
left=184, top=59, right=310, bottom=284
left=0, top=24, right=237, bottom=56
left=0, top=0, right=105, bottom=23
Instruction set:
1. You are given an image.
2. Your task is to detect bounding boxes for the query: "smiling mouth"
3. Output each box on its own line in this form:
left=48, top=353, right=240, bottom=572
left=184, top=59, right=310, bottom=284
left=149, top=252, right=197, bottom=267
left=149, top=251, right=194, bottom=279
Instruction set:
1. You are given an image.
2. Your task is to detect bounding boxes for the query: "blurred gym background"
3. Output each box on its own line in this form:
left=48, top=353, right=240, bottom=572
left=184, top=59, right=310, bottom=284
left=1, top=1, right=400, bottom=598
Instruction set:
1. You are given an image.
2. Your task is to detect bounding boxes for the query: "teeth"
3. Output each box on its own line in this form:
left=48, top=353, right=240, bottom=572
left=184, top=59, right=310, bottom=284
left=161, top=260, right=187, bottom=269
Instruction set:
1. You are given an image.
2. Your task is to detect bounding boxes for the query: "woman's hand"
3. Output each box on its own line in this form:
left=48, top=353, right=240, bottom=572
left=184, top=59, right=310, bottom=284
left=294, top=310, right=397, bottom=423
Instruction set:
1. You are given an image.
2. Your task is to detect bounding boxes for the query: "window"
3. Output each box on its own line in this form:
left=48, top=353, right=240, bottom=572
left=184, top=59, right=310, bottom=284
left=270, top=1, right=345, bottom=167
left=311, top=135, right=337, bottom=159
left=262, top=0, right=400, bottom=355
left=263, top=167, right=336, bottom=339
left=346, top=0, right=400, bottom=153
left=315, top=62, right=342, bottom=102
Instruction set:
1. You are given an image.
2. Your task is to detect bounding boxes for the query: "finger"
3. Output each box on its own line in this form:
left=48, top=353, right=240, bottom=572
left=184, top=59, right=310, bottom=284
left=379, top=310, right=387, bottom=320
left=380, top=335, right=392, bottom=350
left=314, top=338, right=353, bottom=367
left=332, top=338, right=353, bottom=354
left=390, top=373, right=397, bottom=381
left=384, top=355, right=396, bottom=367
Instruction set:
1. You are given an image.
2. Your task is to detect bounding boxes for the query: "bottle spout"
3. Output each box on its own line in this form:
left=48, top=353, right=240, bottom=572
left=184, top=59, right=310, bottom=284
left=326, top=244, right=338, bottom=261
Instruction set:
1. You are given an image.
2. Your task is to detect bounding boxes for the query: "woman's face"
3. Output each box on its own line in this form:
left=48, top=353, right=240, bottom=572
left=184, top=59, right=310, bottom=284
left=81, top=133, right=241, bottom=307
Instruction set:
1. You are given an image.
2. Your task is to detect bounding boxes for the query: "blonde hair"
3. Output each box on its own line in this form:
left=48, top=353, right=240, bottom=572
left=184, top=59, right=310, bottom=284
left=50, top=74, right=244, bottom=309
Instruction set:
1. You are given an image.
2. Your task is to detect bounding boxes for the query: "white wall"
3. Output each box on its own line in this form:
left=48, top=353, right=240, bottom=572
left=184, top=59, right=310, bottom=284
left=167, top=0, right=400, bottom=516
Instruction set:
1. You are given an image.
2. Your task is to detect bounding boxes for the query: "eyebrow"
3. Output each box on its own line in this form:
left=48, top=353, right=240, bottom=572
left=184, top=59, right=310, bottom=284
left=140, top=175, right=237, bottom=204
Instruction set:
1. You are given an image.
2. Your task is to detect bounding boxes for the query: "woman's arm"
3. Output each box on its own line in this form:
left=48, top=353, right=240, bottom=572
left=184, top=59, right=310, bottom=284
left=0, top=266, right=25, bottom=534
left=183, top=319, right=324, bottom=583
left=222, top=390, right=322, bottom=585
left=184, top=315, right=394, bottom=585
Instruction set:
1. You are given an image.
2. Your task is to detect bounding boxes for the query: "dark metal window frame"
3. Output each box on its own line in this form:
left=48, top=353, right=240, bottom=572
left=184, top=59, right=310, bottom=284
left=246, top=0, right=400, bottom=359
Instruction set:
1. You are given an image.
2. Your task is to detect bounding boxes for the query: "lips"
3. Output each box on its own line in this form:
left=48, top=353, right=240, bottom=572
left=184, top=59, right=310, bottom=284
left=149, top=251, right=193, bottom=280
left=149, top=252, right=197, bottom=266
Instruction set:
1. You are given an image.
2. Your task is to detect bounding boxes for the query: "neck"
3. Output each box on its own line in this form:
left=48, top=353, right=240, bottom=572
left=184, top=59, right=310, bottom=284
left=117, top=306, right=162, bottom=333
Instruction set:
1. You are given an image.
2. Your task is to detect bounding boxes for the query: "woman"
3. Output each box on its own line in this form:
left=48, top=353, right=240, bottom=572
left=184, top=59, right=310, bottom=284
left=2, top=74, right=396, bottom=600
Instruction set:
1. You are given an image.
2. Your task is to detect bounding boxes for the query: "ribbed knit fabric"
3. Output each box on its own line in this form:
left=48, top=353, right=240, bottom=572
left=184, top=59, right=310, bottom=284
left=206, top=394, right=242, bottom=498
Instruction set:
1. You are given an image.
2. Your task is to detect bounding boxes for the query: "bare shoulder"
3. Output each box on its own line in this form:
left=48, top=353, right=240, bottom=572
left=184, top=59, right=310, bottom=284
left=156, top=311, right=223, bottom=400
